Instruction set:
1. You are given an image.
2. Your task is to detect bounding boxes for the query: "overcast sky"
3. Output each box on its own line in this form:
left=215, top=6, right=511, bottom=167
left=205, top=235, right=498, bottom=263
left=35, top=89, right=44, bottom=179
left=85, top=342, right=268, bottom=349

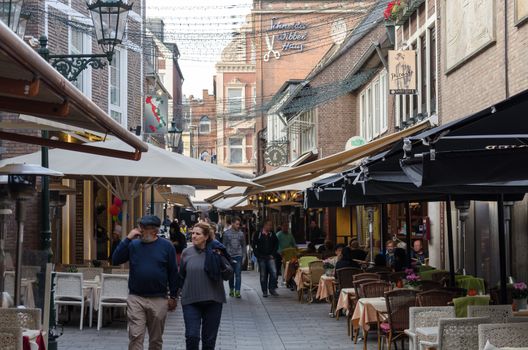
left=147, top=0, right=252, bottom=98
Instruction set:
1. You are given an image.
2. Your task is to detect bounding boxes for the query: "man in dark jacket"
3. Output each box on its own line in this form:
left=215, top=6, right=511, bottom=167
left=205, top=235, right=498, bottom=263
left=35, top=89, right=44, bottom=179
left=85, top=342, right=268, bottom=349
left=252, top=220, right=279, bottom=297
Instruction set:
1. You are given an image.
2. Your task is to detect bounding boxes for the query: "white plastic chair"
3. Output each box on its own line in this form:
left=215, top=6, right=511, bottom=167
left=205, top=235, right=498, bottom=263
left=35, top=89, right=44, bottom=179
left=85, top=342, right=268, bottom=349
left=405, top=306, right=455, bottom=350
left=0, top=327, right=22, bottom=350
left=420, top=317, right=490, bottom=350
left=478, top=322, right=528, bottom=350
left=97, top=273, right=128, bottom=331
left=467, top=304, right=513, bottom=323
left=77, top=267, right=103, bottom=281
left=54, top=272, right=92, bottom=330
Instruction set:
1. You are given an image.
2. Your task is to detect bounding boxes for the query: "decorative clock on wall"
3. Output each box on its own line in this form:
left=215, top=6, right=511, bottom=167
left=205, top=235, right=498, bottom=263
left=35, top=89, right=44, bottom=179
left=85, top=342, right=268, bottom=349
left=264, top=145, right=288, bottom=166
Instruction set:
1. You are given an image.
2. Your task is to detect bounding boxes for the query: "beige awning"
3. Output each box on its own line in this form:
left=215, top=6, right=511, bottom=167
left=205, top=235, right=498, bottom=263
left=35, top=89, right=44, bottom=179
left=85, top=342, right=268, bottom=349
left=0, top=21, right=147, bottom=160
left=254, top=121, right=430, bottom=189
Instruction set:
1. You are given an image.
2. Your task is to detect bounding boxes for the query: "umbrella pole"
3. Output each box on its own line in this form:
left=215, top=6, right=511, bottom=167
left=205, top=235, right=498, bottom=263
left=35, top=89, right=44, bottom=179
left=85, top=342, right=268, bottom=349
left=14, top=199, right=26, bottom=306
left=150, top=186, right=155, bottom=215
left=445, top=197, right=456, bottom=287
left=497, top=194, right=508, bottom=304
left=121, top=200, right=128, bottom=237
left=405, top=202, right=412, bottom=268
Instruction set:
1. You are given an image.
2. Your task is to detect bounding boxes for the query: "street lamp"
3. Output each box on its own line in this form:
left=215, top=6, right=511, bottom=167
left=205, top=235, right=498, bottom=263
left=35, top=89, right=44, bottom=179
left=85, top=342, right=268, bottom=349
left=167, top=120, right=183, bottom=152
left=0, top=0, right=23, bottom=32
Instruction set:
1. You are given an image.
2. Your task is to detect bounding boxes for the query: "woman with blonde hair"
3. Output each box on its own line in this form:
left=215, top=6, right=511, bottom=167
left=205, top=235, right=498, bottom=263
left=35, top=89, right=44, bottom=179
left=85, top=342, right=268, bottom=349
left=178, top=222, right=230, bottom=349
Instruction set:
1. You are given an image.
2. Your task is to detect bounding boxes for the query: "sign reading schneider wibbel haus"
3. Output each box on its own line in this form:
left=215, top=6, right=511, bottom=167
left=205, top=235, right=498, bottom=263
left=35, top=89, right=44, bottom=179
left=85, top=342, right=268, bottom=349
left=264, top=18, right=308, bottom=61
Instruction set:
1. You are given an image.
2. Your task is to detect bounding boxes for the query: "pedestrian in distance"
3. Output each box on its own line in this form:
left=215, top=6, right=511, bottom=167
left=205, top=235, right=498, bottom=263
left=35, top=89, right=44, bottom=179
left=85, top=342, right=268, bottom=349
left=252, top=220, right=279, bottom=297
left=223, top=216, right=246, bottom=298
left=112, top=215, right=178, bottom=350
left=170, top=219, right=187, bottom=266
left=275, top=222, right=296, bottom=284
left=178, top=222, right=230, bottom=350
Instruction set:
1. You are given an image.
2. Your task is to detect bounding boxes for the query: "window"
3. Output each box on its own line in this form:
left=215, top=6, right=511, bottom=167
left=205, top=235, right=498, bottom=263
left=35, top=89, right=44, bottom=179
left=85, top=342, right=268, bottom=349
left=199, top=116, right=211, bottom=134
left=227, top=88, right=243, bottom=114
left=252, top=86, right=257, bottom=107
left=360, top=71, right=388, bottom=141
left=109, top=48, right=127, bottom=126
left=396, top=21, right=437, bottom=127
left=69, top=28, right=90, bottom=94
left=229, top=138, right=243, bottom=164
left=300, top=110, right=316, bottom=154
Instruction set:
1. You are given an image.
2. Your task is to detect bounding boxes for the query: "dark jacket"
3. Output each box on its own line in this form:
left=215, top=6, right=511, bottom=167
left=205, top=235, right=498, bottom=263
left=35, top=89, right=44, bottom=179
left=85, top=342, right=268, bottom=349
left=171, top=231, right=187, bottom=254
left=252, top=231, right=278, bottom=259
left=203, top=239, right=231, bottom=282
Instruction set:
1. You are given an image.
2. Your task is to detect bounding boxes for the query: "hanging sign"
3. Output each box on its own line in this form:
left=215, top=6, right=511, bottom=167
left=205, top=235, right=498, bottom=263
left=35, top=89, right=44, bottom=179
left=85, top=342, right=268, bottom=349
left=264, top=145, right=288, bottom=166
left=144, top=95, right=168, bottom=134
left=388, top=50, right=417, bottom=94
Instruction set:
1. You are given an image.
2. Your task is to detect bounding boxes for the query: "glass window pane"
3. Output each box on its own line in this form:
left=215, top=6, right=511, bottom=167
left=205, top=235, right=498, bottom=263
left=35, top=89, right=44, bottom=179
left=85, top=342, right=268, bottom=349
left=229, top=138, right=243, bottom=146
left=110, top=50, right=121, bottom=106
left=227, top=88, right=243, bottom=114
left=430, top=26, right=437, bottom=115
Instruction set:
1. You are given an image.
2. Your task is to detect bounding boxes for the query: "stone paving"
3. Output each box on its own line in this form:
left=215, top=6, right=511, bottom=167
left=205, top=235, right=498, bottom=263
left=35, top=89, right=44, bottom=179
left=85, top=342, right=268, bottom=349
left=58, top=270, right=379, bottom=349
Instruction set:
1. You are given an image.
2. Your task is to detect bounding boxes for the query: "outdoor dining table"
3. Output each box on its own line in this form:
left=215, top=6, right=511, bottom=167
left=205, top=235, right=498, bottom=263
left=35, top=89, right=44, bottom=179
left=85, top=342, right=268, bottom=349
left=316, top=275, right=335, bottom=301
left=335, top=288, right=356, bottom=316
left=83, top=278, right=101, bottom=311
left=294, top=267, right=310, bottom=291
left=284, top=261, right=297, bottom=285
left=351, top=297, right=387, bottom=350
left=415, top=326, right=439, bottom=350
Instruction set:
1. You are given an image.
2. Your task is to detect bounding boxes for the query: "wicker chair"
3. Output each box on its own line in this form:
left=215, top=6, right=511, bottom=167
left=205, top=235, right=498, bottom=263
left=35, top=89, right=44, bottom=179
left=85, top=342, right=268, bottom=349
left=299, top=260, right=324, bottom=303
left=404, top=306, right=455, bottom=350
left=361, top=281, right=391, bottom=298
left=97, top=274, right=129, bottom=330
left=77, top=267, right=103, bottom=281
left=298, top=256, right=319, bottom=268
left=419, top=280, right=444, bottom=291
left=353, top=278, right=379, bottom=299
left=377, top=289, right=418, bottom=350
left=353, top=272, right=380, bottom=281
left=0, top=327, right=22, bottom=350
left=334, top=267, right=362, bottom=320
left=420, top=317, right=490, bottom=350
left=0, top=308, right=42, bottom=330
left=55, top=272, right=93, bottom=330
left=478, top=322, right=528, bottom=350
left=467, top=305, right=513, bottom=323
left=377, top=271, right=393, bottom=282
left=416, top=289, right=456, bottom=307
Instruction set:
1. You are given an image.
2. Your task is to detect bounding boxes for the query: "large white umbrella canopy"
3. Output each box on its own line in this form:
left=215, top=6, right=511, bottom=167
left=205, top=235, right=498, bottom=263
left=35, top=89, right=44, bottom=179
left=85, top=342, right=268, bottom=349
left=0, top=139, right=259, bottom=233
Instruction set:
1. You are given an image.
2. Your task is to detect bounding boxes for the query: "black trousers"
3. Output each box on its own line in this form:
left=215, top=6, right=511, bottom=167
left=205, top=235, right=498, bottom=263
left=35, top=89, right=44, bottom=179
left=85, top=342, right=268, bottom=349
left=182, top=301, right=223, bottom=350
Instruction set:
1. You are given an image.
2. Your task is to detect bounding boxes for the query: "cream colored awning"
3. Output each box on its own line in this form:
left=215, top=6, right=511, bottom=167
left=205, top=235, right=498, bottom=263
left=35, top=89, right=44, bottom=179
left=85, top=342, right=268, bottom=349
left=253, top=121, right=430, bottom=189
left=0, top=21, right=147, bottom=160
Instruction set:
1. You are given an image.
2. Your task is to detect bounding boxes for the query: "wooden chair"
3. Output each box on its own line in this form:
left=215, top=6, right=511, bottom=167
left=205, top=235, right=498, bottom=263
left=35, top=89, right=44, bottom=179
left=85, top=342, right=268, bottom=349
left=298, top=256, right=319, bottom=268
left=377, top=289, right=418, bottom=350
left=361, top=281, right=392, bottom=298
left=417, top=289, right=456, bottom=307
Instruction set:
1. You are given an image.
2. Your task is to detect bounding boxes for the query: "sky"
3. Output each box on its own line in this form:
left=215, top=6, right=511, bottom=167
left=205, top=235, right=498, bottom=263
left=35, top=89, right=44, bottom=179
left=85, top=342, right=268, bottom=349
left=147, top=0, right=252, bottom=98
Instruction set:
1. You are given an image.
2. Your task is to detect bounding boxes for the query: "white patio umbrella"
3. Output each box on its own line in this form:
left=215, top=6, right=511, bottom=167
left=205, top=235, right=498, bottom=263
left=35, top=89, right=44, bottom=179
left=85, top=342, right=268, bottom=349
left=0, top=139, right=260, bottom=233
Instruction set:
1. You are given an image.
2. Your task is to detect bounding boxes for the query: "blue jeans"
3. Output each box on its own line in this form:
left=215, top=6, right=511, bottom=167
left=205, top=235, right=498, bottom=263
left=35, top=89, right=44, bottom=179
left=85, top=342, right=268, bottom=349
left=258, top=257, right=277, bottom=293
left=229, top=256, right=243, bottom=292
left=182, top=301, right=223, bottom=350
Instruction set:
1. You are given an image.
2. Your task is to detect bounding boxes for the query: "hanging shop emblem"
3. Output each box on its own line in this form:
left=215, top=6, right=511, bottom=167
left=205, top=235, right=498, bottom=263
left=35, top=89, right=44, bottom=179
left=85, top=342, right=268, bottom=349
left=264, top=145, right=288, bottom=166
left=388, top=50, right=417, bottom=95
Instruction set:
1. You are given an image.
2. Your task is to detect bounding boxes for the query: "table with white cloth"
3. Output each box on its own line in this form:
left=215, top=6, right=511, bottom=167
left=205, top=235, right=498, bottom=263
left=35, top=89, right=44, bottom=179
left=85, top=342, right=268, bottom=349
left=294, top=267, right=310, bottom=291
left=335, top=288, right=356, bottom=316
left=351, top=297, right=388, bottom=350
left=83, top=279, right=100, bottom=311
left=316, top=275, right=335, bottom=301
left=415, top=327, right=439, bottom=350
left=21, top=279, right=36, bottom=308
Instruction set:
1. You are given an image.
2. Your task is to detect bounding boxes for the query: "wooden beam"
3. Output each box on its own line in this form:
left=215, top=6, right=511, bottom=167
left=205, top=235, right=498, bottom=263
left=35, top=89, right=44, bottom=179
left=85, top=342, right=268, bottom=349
left=0, top=130, right=142, bottom=160
left=0, top=95, right=69, bottom=118
left=0, top=77, right=40, bottom=97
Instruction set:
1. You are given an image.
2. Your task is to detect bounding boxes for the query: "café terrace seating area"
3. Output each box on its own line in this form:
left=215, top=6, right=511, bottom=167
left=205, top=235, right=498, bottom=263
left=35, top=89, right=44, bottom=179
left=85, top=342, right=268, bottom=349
left=282, top=248, right=528, bottom=350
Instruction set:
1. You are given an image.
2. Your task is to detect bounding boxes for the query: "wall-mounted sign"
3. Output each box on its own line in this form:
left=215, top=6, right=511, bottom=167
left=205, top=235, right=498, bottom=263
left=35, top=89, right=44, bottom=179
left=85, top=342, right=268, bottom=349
left=144, top=95, right=168, bottom=134
left=388, top=50, right=417, bottom=95
left=264, top=145, right=288, bottom=166
left=345, top=136, right=366, bottom=151
left=263, top=17, right=309, bottom=61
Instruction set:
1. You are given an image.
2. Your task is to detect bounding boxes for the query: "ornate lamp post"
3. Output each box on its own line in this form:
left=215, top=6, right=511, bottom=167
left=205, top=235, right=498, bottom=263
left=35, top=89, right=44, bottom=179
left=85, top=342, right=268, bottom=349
left=0, top=0, right=23, bottom=32
left=167, top=119, right=183, bottom=152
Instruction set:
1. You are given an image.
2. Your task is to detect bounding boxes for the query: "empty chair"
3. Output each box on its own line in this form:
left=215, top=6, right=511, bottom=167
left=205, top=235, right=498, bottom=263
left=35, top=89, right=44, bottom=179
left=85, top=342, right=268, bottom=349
left=361, top=281, right=391, bottom=298
left=417, top=289, right=455, bottom=307
left=97, top=274, right=128, bottom=330
left=378, top=289, right=418, bottom=350
left=467, top=305, right=513, bottom=323
left=478, top=322, right=528, bottom=350
left=419, top=280, right=443, bottom=291
left=420, top=317, right=490, bottom=350
left=55, top=272, right=93, bottom=330
left=77, top=267, right=103, bottom=281
left=299, top=260, right=324, bottom=303
left=353, top=278, right=379, bottom=299
left=405, top=306, right=455, bottom=350
left=353, top=273, right=380, bottom=281
left=298, top=256, right=320, bottom=268
left=335, top=267, right=362, bottom=289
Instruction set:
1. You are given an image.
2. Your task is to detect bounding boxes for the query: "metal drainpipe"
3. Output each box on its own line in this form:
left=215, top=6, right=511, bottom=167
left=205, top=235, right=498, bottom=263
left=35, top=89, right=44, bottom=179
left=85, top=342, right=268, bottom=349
left=504, top=0, right=510, bottom=98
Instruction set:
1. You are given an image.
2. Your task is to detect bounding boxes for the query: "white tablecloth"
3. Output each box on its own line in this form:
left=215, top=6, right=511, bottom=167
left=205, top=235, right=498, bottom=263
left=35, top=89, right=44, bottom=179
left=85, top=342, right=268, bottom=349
left=83, top=279, right=101, bottom=311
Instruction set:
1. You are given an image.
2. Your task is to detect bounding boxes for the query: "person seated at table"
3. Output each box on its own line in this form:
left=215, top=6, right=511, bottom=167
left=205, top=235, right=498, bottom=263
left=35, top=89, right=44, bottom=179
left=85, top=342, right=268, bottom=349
left=305, top=241, right=317, bottom=254
left=411, top=239, right=428, bottom=265
left=393, top=247, right=407, bottom=272
left=318, top=240, right=335, bottom=259
left=384, top=240, right=396, bottom=269
left=335, top=247, right=356, bottom=271
left=367, top=254, right=391, bottom=272
left=328, top=243, right=346, bottom=266
left=349, top=239, right=367, bottom=267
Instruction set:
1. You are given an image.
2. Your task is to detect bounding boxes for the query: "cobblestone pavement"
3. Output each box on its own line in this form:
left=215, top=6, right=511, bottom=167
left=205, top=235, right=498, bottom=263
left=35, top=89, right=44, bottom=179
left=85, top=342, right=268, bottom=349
left=58, top=270, right=380, bottom=349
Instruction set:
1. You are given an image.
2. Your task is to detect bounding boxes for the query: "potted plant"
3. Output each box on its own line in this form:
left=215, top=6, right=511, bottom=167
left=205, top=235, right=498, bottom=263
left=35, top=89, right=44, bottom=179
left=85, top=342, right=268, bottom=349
left=404, top=268, right=421, bottom=289
left=512, top=282, right=528, bottom=311
left=323, top=259, right=335, bottom=277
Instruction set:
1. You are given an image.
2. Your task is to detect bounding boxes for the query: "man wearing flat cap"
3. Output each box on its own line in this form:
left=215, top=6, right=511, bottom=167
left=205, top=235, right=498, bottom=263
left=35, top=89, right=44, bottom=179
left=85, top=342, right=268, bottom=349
left=113, top=215, right=178, bottom=350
